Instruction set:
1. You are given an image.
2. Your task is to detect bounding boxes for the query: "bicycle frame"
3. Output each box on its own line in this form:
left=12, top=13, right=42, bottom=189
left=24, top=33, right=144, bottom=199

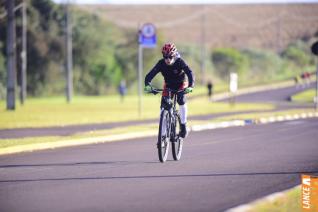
left=149, top=86, right=185, bottom=162
left=166, top=91, right=178, bottom=142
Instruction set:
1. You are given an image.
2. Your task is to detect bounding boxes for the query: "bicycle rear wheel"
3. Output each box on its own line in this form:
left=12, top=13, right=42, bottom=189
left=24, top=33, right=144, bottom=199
left=158, top=110, right=170, bottom=163
left=172, top=113, right=183, bottom=161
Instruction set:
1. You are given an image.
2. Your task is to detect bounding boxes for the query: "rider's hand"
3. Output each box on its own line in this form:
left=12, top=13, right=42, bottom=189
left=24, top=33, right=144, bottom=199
left=185, top=87, right=193, bottom=94
left=144, top=85, right=152, bottom=93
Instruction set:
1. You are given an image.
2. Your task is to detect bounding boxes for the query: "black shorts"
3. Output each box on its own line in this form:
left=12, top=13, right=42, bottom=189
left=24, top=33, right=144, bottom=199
left=161, top=83, right=186, bottom=107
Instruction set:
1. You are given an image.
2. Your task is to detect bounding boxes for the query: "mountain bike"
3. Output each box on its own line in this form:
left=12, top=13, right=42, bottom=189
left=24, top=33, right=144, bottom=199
left=149, top=86, right=185, bottom=163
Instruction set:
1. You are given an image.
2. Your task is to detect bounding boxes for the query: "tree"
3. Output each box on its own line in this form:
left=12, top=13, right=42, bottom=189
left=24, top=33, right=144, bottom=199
left=72, top=10, right=123, bottom=95
left=242, top=48, right=282, bottom=81
left=211, top=48, right=248, bottom=80
left=282, top=43, right=311, bottom=67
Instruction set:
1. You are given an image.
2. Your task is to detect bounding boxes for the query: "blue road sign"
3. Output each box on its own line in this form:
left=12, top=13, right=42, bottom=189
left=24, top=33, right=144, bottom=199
left=139, top=23, right=157, bottom=48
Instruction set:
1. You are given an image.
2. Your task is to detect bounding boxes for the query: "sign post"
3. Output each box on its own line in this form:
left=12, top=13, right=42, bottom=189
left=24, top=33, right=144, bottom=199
left=311, top=41, right=318, bottom=110
left=229, top=72, right=238, bottom=106
left=138, top=23, right=156, bottom=117
left=6, top=0, right=16, bottom=110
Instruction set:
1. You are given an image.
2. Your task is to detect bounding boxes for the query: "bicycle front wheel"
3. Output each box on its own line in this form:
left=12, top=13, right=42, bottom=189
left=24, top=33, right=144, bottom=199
left=158, top=110, right=170, bottom=163
left=172, top=113, right=183, bottom=161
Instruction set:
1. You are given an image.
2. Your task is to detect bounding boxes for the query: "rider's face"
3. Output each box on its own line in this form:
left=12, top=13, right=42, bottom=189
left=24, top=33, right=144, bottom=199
left=163, top=55, right=175, bottom=65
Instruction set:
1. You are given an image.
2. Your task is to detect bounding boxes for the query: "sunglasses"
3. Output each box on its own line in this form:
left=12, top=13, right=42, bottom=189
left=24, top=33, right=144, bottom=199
left=163, top=55, right=174, bottom=60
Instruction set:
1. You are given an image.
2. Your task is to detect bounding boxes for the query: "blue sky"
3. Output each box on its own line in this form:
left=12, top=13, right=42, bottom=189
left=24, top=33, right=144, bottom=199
left=53, top=0, right=318, bottom=4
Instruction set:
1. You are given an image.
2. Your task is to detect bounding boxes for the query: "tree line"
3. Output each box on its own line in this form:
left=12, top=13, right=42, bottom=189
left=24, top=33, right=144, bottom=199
left=0, top=0, right=157, bottom=97
left=0, top=0, right=317, bottom=99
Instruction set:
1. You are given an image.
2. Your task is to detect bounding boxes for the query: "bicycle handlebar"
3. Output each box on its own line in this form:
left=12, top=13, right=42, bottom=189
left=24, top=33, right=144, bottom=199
left=148, top=86, right=186, bottom=95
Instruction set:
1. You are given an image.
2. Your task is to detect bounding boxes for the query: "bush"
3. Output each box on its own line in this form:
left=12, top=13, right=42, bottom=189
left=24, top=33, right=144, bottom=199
left=211, top=48, right=248, bottom=80
left=282, top=41, right=312, bottom=67
left=242, top=48, right=283, bottom=81
left=71, top=10, right=123, bottom=95
left=178, top=43, right=215, bottom=84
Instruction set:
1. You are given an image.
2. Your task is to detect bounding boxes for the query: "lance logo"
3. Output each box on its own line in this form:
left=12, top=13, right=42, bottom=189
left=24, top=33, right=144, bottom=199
left=302, top=175, right=318, bottom=211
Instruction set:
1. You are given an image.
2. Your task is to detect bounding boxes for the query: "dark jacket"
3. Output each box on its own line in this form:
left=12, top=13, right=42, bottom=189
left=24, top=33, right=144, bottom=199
left=145, top=57, right=194, bottom=89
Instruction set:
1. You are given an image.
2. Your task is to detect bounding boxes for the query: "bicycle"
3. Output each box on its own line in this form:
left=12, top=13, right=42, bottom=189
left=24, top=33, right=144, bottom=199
left=148, top=86, right=186, bottom=163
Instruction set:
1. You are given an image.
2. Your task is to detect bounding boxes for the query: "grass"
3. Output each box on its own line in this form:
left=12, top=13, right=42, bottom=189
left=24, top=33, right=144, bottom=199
left=0, top=136, right=64, bottom=149
left=292, top=89, right=316, bottom=103
left=190, top=83, right=229, bottom=96
left=248, top=186, right=301, bottom=212
left=1, top=79, right=298, bottom=129
left=0, top=95, right=273, bottom=129
left=2, top=80, right=305, bottom=151
left=0, top=118, right=231, bottom=149
left=0, top=123, right=159, bottom=149
left=2, top=107, right=314, bottom=151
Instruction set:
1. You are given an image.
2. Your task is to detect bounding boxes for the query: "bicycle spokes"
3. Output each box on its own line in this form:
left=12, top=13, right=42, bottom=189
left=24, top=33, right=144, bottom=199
left=154, top=87, right=186, bottom=163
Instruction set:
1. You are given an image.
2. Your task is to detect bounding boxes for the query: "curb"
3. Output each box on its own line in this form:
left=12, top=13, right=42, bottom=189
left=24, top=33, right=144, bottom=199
left=226, top=185, right=300, bottom=212
left=190, top=111, right=318, bottom=132
left=1, top=111, right=317, bottom=156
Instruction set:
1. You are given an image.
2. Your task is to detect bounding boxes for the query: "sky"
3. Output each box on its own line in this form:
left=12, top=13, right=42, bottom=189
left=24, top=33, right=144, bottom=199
left=53, top=0, right=318, bottom=4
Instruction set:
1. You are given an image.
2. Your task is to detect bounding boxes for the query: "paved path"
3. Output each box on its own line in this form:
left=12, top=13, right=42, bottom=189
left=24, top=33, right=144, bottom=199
left=219, top=83, right=315, bottom=105
left=0, top=118, right=317, bottom=212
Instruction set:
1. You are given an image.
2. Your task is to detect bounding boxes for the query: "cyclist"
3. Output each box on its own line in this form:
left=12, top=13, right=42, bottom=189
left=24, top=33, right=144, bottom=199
left=144, top=43, right=195, bottom=138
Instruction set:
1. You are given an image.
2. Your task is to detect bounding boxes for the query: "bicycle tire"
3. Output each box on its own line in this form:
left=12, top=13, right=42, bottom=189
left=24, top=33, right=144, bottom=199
left=158, top=110, right=170, bottom=163
left=172, top=113, right=183, bottom=161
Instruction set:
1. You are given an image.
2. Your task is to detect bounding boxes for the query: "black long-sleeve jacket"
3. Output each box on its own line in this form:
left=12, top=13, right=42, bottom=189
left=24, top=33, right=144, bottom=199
left=144, top=57, right=194, bottom=88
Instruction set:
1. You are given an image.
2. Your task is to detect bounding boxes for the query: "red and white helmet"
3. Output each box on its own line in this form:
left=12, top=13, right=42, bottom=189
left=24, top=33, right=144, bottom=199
left=162, top=43, right=177, bottom=57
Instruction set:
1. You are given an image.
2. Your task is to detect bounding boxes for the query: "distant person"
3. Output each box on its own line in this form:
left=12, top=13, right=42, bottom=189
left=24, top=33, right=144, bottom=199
left=294, top=75, right=301, bottom=89
left=301, top=72, right=311, bottom=88
left=144, top=43, right=195, bottom=138
left=207, top=80, right=213, bottom=100
left=304, top=72, right=311, bottom=87
left=118, top=79, right=127, bottom=102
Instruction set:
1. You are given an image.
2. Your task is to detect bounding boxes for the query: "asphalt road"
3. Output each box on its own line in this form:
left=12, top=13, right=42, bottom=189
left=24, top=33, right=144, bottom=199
left=1, top=118, right=317, bottom=212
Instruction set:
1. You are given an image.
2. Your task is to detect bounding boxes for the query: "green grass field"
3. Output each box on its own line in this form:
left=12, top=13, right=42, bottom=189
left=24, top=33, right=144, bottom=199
left=2, top=107, right=315, bottom=150
left=248, top=186, right=301, bottom=212
left=0, top=123, right=158, bottom=149
left=292, top=89, right=316, bottom=103
left=0, top=94, right=273, bottom=129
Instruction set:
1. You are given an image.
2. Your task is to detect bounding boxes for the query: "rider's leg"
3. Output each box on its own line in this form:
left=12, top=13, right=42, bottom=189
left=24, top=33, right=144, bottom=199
left=179, top=104, right=187, bottom=124
left=177, top=94, right=188, bottom=138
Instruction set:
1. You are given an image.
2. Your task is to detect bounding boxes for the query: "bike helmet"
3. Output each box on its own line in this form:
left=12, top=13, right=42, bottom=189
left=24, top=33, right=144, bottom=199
left=162, top=43, right=177, bottom=57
